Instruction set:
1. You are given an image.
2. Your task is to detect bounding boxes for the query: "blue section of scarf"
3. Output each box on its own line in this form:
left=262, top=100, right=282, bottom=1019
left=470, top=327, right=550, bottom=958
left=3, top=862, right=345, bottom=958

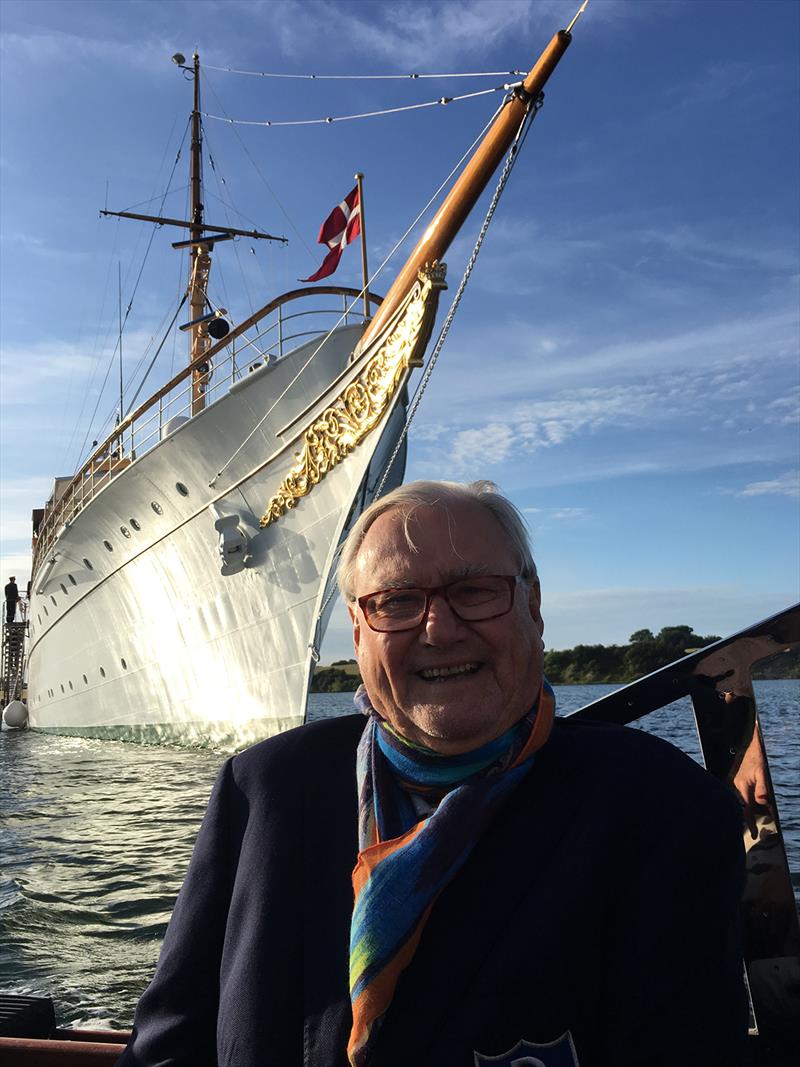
left=353, top=686, right=534, bottom=843
left=350, top=680, right=555, bottom=1003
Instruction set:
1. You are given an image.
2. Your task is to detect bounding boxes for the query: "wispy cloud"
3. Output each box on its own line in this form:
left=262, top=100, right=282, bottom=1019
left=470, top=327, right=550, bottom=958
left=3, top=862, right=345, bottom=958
left=241, top=0, right=650, bottom=69
left=458, top=214, right=799, bottom=301
left=451, top=422, right=515, bottom=466
left=0, top=340, right=101, bottom=397
left=524, top=506, right=588, bottom=522
left=0, top=231, right=95, bottom=263
left=417, top=304, right=799, bottom=420
left=0, top=478, right=53, bottom=544
left=667, top=61, right=758, bottom=108
left=0, top=28, right=177, bottom=75
left=0, top=327, right=165, bottom=400
left=637, top=224, right=799, bottom=275
left=763, top=390, right=800, bottom=428
left=438, top=375, right=706, bottom=473
left=411, top=327, right=798, bottom=482
left=0, top=551, right=33, bottom=586
left=735, top=472, right=800, bottom=500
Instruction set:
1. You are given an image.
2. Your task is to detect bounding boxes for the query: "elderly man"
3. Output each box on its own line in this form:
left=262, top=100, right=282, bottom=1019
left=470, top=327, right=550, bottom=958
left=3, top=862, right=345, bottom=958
left=119, top=480, right=747, bottom=1067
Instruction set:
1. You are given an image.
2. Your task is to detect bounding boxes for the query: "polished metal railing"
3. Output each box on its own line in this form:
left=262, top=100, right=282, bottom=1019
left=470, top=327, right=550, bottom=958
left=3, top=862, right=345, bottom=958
left=32, top=287, right=382, bottom=572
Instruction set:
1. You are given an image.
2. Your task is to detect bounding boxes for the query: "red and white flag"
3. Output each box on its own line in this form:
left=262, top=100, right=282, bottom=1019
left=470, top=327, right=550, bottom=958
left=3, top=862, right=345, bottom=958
left=301, top=185, right=361, bottom=282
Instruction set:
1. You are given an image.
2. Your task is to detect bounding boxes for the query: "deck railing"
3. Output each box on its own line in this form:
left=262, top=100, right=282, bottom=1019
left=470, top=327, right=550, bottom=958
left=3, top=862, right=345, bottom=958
left=32, top=287, right=382, bottom=574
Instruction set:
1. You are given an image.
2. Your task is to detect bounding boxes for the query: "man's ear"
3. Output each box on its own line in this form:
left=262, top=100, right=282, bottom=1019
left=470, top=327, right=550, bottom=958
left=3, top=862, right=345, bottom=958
left=348, top=602, right=362, bottom=656
left=529, top=578, right=544, bottom=639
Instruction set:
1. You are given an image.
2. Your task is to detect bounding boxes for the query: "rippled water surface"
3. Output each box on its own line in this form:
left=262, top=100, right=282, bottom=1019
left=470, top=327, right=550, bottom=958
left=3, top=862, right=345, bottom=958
left=1, top=681, right=797, bottom=1028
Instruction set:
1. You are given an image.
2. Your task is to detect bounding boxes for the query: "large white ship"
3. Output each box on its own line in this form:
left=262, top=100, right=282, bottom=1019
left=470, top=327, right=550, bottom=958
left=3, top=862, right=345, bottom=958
left=18, top=22, right=581, bottom=750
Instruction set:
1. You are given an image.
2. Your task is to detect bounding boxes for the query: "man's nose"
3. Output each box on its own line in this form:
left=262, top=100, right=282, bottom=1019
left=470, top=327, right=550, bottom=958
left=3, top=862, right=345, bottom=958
left=421, top=592, right=463, bottom=642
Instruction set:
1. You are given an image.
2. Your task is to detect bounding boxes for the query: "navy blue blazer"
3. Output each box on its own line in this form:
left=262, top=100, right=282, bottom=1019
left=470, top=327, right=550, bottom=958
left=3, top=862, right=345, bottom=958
left=117, top=714, right=748, bottom=1066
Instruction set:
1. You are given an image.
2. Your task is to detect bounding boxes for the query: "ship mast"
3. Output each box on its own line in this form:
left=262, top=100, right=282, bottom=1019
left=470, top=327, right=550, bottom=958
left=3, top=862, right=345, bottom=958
left=188, top=52, right=211, bottom=416
left=100, top=51, right=287, bottom=418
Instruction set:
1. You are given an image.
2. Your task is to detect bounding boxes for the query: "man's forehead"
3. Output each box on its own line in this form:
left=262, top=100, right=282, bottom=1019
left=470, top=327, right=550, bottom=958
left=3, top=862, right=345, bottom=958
left=352, top=502, right=515, bottom=590
left=354, top=557, right=492, bottom=591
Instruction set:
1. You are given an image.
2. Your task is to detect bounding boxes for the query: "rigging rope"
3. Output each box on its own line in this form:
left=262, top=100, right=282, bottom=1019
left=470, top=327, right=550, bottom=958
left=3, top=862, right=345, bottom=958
left=202, top=122, right=257, bottom=320
left=204, top=65, right=525, bottom=80
left=203, top=82, right=519, bottom=128
left=207, top=97, right=507, bottom=488
left=76, top=119, right=191, bottom=467
left=202, top=71, right=316, bottom=261
left=61, top=211, right=114, bottom=469
left=124, top=293, right=188, bottom=417
left=373, top=94, right=543, bottom=500
left=313, top=94, right=544, bottom=630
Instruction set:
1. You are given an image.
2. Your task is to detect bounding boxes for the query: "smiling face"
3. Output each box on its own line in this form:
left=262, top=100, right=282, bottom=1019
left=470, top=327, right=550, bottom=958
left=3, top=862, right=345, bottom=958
left=349, top=500, right=544, bottom=755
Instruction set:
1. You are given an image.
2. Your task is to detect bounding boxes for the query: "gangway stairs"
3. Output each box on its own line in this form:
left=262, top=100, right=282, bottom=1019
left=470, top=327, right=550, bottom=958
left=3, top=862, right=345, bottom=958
left=1, top=622, right=26, bottom=705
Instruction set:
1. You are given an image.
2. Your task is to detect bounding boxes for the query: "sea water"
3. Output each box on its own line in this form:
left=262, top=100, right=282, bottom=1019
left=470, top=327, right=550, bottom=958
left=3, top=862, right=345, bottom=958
left=0, top=681, right=797, bottom=1029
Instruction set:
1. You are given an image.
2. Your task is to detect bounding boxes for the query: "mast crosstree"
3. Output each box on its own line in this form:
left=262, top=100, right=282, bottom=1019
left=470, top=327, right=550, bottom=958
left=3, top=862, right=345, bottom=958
left=100, top=52, right=287, bottom=416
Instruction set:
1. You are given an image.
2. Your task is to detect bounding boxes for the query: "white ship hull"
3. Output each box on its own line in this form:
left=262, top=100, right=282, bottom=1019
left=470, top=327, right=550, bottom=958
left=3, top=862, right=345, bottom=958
left=26, top=323, right=406, bottom=749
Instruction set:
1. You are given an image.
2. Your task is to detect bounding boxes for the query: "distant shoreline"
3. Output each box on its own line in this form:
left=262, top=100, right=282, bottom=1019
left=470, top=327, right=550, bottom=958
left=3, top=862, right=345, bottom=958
left=312, top=630, right=800, bottom=692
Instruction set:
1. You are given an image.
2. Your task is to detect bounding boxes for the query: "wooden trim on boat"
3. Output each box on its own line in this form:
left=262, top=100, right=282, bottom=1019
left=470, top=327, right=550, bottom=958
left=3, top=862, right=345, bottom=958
left=0, top=1029, right=130, bottom=1064
left=31, top=286, right=383, bottom=575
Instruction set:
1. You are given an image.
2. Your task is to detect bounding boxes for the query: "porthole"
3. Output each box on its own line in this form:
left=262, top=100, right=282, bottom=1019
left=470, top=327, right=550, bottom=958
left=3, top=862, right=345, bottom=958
left=60, top=583, right=68, bottom=595
left=68, top=574, right=77, bottom=586
left=176, top=482, right=189, bottom=497
left=37, top=614, right=41, bottom=625
left=60, top=684, right=64, bottom=693
left=120, top=525, right=131, bottom=539
left=43, top=605, right=48, bottom=617
left=130, top=518, right=141, bottom=531
left=82, top=674, right=88, bottom=685
left=83, top=558, right=93, bottom=570
left=151, top=501, right=163, bottom=515
left=69, top=681, right=73, bottom=690
left=50, top=595, right=57, bottom=606
left=99, top=667, right=106, bottom=678
left=103, top=539, right=113, bottom=552
left=121, top=658, right=127, bottom=670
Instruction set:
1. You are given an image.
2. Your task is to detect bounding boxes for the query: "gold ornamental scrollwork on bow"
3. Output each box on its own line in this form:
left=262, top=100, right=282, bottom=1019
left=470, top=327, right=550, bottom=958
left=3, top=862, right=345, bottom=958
left=259, top=263, right=447, bottom=528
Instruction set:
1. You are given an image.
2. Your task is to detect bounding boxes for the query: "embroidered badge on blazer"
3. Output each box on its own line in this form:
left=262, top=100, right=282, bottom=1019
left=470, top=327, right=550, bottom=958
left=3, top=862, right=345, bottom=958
left=473, top=1031, right=580, bottom=1067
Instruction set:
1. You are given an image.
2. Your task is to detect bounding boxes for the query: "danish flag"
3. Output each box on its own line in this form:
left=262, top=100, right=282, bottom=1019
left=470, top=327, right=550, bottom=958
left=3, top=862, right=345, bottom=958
left=301, top=184, right=361, bottom=282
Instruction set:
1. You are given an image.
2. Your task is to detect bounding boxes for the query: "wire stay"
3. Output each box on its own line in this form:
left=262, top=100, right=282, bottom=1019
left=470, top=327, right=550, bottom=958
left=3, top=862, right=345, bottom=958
left=208, top=97, right=508, bottom=488
left=203, top=83, right=520, bottom=129
left=204, top=65, right=525, bottom=81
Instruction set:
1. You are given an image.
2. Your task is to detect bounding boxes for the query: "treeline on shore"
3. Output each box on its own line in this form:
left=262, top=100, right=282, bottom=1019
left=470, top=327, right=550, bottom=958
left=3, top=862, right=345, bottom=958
left=311, top=624, right=799, bottom=691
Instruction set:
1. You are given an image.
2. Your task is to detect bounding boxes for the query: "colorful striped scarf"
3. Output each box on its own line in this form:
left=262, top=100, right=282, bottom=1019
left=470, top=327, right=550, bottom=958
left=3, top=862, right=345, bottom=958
left=347, top=679, right=556, bottom=1066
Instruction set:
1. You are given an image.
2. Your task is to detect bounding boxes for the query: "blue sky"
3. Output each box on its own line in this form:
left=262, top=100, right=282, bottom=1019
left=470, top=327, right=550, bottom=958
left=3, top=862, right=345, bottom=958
left=1, top=0, right=798, bottom=661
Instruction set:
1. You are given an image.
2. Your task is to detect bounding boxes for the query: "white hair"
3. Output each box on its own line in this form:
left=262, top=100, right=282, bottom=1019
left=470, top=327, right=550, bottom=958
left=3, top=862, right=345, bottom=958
left=337, top=479, right=537, bottom=601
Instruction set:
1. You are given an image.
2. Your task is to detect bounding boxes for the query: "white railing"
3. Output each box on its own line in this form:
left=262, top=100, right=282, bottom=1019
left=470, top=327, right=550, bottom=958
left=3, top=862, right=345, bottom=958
left=32, top=287, right=382, bottom=570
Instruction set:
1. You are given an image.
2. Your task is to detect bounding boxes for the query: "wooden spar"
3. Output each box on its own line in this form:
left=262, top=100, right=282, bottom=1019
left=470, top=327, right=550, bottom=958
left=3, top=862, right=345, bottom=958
left=99, top=210, right=285, bottom=242
left=358, top=28, right=573, bottom=350
left=189, top=52, right=209, bottom=416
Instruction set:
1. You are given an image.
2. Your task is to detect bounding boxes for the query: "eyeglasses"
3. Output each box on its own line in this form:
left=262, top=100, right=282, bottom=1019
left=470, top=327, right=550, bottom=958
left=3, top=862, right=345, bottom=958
left=356, top=574, right=524, bottom=633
